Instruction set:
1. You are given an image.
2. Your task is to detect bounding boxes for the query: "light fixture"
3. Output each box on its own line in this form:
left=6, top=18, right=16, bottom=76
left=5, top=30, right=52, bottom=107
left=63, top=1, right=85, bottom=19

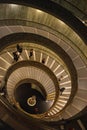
left=27, top=95, right=36, bottom=106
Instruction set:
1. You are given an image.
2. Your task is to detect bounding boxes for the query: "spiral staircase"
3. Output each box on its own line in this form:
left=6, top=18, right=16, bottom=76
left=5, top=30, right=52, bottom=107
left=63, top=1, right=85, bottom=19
left=0, top=1, right=87, bottom=130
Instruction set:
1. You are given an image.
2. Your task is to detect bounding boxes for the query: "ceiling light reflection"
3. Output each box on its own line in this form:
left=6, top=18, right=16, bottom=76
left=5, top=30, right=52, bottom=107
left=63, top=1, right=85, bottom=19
left=10, top=4, right=18, bottom=8
left=36, top=9, right=42, bottom=13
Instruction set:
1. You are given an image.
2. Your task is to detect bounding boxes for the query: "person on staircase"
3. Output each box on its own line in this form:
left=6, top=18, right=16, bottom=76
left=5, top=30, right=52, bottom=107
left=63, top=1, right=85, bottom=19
left=59, top=87, right=65, bottom=95
left=12, top=51, right=19, bottom=62
left=16, top=44, right=23, bottom=54
left=42, top=58, right=45, bottom=64
left=29, top=49, right=33, bottom=58
left=12, top=44, right=23, bottom=62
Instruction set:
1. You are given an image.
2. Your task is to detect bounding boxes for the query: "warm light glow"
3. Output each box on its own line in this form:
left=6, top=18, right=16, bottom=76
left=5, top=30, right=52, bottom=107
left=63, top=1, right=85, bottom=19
left=62, top=75, right=68, bottom=79
left=55, top=105, right=62, bottom=110
left=27, top=96, right=36, bottom=106
left=0, top=75, right=4, bottom=78
left=60, top=96, right=69, bottom=99
left=57, top=102, right=65, bottom=107
left=0, top=67, right=6, bottom=71
left=25, top=50, right=29, bottom=60
left=49, top=60, right=55, bottom=68
left=0, top=56, right=11, bottom=65
left=49, top=111, right=54, bottom=115
left=36, top=9, right=42, bottom=13
left=58, top=99, right=67, bottom=103
left=56, top=70, right=65, bottom=77
left=82, top=21, right=85, bottom=24
left=63, top=91, right=71, bottom=94
left=57, top=19, right=66, bottom=26
left=60, top=80, right=71, bottom=85
left=65, top=87, right=71, bottom=89
left=7, top=52, right=13, bottom=58
left=53, top=65, right=60, bottom=72
left=10, top=4, right=18, bottom=8
left=52, top=109, right=57, bottom=114
left=53, top=107, right=59, bottom=112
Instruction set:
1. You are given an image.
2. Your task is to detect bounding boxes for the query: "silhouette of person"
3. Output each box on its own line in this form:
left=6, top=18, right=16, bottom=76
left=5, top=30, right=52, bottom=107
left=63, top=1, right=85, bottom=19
left=16, top=44, right=23, bottom=53
left=42, top=58, right=45, bottom=64
left=29, top=49, right=33, bottom=58
left=58, top=75, right=63, bottom=82
left=13, top=51, right=19, bottom=62
left=59, top=87, right=65, bottom=95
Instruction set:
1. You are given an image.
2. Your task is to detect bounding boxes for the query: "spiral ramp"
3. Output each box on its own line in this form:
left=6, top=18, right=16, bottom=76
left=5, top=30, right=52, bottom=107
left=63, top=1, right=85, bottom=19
left=0, top=1, right=87, bottom=130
